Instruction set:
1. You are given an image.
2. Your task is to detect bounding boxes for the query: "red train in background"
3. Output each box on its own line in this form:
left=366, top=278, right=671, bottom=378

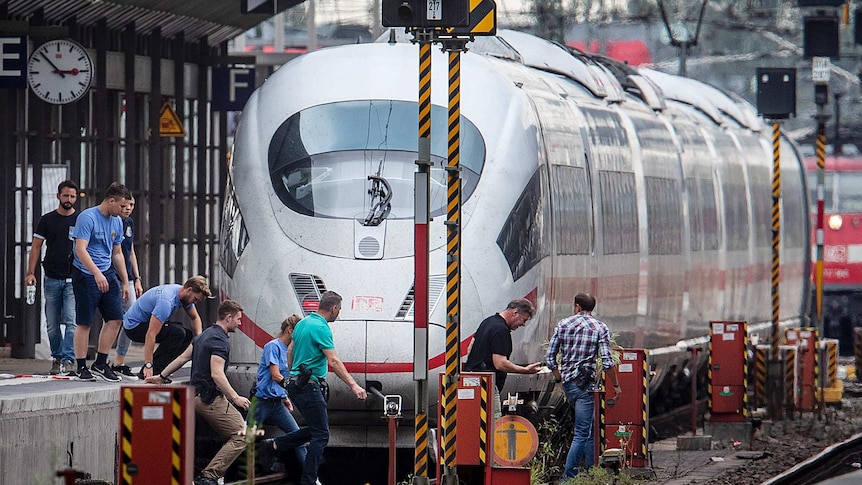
left=807, top=154, right=862, bottom=353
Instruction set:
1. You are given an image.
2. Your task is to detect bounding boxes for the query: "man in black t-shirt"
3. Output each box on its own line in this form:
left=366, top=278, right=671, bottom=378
left=25, top=180, right=79, bottom=375
left=464, top=298, right=543, bottom=418
left=148, top=300, right=250, bottom=485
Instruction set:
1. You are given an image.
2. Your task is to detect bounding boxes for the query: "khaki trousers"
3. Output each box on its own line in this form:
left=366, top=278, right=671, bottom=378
left=195, top=394, right=246, bottom=480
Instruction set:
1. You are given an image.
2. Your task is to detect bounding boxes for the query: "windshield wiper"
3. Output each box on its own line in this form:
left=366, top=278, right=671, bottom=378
left=363, top=173, right=392, bottom=226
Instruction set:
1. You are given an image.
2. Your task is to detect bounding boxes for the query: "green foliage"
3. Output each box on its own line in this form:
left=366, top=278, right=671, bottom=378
left=558, top=465, right=642, bottom=485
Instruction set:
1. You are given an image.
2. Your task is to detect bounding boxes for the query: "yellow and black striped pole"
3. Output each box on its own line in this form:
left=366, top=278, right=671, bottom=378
left=771, top=122, right=781, bottom=359
left=440, top=37, right=468, bottom=485
left=814, top=127, right=826, bottom=331
left=412, top=29, right=433, bottom=485
left=121, top=388, right=134, bottom=485
left=768, top=122, right=783, bottom=420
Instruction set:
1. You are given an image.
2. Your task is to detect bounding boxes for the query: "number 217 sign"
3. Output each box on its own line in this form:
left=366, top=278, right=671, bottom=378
left=426, top=0, right=441, bottom=20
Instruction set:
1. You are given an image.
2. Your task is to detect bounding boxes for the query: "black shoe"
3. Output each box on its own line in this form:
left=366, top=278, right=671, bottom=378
left=111, top=364, right=139, bottom=380
left=76, top=367, right=95, bottom=381
left=259, top=438, right=280, bottom=472
left=91, top=363, right=121, bottom=382
left=193, top=476, right=218, bottom=485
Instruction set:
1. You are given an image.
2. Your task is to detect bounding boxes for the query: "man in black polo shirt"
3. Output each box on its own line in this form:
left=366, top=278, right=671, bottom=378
left=149, top=299, right=250, bottom=485
left=464, top=298, right=543, bottom=418
left=25, top=180, right=80, bottom=374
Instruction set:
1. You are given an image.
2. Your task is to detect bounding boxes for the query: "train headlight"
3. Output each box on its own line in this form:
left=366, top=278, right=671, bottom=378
left=828, top=214, right=843, bottom=230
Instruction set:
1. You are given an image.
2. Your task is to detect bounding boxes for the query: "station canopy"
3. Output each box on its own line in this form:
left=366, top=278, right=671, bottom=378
left=4, top=0, right=304, bottom=45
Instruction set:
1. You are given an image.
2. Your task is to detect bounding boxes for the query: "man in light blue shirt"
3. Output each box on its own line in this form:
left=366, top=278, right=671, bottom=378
left=123, top=276, right=209, bottom=378
left=71, top=182, right=130, bottom=382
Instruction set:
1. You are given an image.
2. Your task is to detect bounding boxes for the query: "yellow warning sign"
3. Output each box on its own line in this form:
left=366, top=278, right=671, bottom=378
left=492, top=415, right=538, bottom=467
left=159, top=102, right=186, bottom=137
left=445, top=0, right=496, bottom=36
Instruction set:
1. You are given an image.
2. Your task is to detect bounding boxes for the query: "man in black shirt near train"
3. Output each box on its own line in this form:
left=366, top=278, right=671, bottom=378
left=25, top=180, right=80, bottom=375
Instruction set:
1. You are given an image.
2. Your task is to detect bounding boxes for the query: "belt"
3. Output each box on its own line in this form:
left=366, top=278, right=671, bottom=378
left=288, top=376, right=326, bottom=384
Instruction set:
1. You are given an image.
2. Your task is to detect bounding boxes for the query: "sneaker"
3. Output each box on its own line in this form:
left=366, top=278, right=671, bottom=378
left=49, top=359, right=61, bottom=375
left=193, top=476, right=218, bottom=485
left=259, top=438, right=279, bottom=472
left=90, top=363, right=121, bottom=382
left=76, top=366, right=95, bottom=381
left=111, top=364, right=139, bottom=380
left=61, top=360, right=75, bottom=374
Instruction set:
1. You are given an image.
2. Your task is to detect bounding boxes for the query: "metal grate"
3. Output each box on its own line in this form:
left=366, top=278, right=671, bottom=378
left=357, top=236, right=381, bottom=258
left=289, top=273, right=327, bottom=316
left=396, top=275, right=446, bottom=320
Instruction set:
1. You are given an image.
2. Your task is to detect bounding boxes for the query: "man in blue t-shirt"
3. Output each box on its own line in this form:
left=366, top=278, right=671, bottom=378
left=25, top=180, right=79, bottom=374
left=71, top=182, right=131, bottom=382
left=261, top=291, right=367, bottom=485
left=111, top=195, right=144, bottom=378
left=123, top=276, right=209, bottom=378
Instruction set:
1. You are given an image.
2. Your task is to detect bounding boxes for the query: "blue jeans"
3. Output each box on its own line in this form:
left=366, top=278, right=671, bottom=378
left=115, top=282, right=137, bottom=357
left=274, top=381, right=328, bottom=485
left=563, top=380, right=596, bottom=478
left=43, top=277, right=76, bottom=362
left=254, top=397, right=308, bottom=463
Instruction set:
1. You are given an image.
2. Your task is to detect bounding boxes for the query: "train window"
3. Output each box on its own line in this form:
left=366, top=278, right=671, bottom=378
left=599, top=171, right=638, bottom=254
left=700, top=179, right=720, bottom=251
left=836, top=173, right=862, bottom=212
left=723, top=183, right=749, bottom=251
left=552, top=165, right=592, bottom=255
left=645, top=177, right=682, bottom=255
left=219, top=180, right=249, bottom=278
left=268, top=100, right=485, bottom=219
left=497, top=168, right=551, bottom=280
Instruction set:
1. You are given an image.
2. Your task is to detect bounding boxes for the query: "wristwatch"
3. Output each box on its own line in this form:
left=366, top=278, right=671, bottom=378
left=144, top=362, right=153, bottom=369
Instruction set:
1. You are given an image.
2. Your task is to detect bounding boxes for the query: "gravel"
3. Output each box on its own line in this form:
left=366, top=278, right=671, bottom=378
left=703, top=391, right=862, bottom=485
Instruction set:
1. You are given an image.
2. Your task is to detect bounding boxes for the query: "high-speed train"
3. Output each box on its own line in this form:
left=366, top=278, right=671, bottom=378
left=218, top=29, right=810, bottom=447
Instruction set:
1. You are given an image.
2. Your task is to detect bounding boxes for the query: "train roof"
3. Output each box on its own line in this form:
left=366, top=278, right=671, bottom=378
left=382, top=28, right=765, bottom=132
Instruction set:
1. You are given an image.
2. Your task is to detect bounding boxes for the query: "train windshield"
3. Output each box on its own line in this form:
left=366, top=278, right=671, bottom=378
left=808, top=172, right=862, bottom=213
left=268, top=100, right=485, bottom=219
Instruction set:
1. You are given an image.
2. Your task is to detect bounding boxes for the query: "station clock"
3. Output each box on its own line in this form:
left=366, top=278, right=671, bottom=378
left=27, top=39, right=94, bottom=104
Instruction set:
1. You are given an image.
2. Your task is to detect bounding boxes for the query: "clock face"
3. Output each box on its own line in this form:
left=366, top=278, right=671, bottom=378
left=27, top=39, right=93, bottom=105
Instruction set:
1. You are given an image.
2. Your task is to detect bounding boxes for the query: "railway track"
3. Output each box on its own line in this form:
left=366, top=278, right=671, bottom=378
left=760, top=432, right=862, bottom=485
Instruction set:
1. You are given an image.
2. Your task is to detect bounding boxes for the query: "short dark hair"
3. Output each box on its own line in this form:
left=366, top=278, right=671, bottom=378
left=58, top=180, right=78, bottom=194
left=318, top=291, right=342, bottom=312
left=574, top=293, right=596, bottom=312
left=506, top=298, right=534, bottom=318
left=104, top=182, right=131, bottom=200
left=218, top=299, right=244, bottom=320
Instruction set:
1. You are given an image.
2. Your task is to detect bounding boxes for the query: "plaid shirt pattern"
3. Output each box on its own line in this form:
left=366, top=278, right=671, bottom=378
left=545, top=312, right=615, bottom=385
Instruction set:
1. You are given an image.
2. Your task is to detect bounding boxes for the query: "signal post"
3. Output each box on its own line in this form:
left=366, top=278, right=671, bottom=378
left=381, top=2, right=497, bottom=484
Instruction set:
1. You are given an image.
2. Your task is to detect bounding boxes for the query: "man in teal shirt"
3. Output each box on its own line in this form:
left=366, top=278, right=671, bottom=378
left=261, top=291, right=366, bottom=485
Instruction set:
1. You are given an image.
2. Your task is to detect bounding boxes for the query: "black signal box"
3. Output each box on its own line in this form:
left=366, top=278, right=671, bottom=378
left=382, top=0, right=469, bottom=28
left=756, top=68, right=796, bottom=119
left=797, top=0, right=845, bottom=6
left=803, top=15, right=840, bottom=58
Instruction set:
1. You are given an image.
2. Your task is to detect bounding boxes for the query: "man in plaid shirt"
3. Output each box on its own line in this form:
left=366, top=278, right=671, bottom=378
left=545, top=293, right=621, bottom=478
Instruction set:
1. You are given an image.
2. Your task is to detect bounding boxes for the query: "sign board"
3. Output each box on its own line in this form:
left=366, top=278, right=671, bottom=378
left=492, top=415, right=538, bottom=467
left=444, top=0, right=497, bottom=36
left=0, top=36, right=27, bottom=89
left=812, top=56, right=831, bottom=84
left=212, top=66, right=256, bottom=111
left=159, top=102, right=186, bottom=137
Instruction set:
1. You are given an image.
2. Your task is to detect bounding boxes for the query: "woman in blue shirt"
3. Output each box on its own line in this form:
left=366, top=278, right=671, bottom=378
left=255, top=315, right=308, bottom=473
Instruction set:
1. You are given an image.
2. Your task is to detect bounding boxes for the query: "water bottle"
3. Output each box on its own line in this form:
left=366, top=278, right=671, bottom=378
left=26, top=284, right=36, bottom=305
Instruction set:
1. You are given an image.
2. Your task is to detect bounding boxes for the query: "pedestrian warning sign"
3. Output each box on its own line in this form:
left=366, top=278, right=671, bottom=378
left=492, top=415, right=538, bottom=467
left=159, top=102, right=186, bottom=137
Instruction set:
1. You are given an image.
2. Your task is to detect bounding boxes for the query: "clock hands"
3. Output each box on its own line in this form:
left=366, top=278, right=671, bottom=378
left=39, top=51, right=66, bottom=78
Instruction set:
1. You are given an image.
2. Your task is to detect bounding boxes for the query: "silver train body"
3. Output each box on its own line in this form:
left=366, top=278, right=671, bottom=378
left=219, top=29, right=809, bottom=447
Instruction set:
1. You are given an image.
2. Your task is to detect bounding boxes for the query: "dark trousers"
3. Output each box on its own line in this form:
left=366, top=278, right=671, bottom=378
left=274, top=381, right=328, bottom=485
left=125, top=320, right=193, bottom=374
